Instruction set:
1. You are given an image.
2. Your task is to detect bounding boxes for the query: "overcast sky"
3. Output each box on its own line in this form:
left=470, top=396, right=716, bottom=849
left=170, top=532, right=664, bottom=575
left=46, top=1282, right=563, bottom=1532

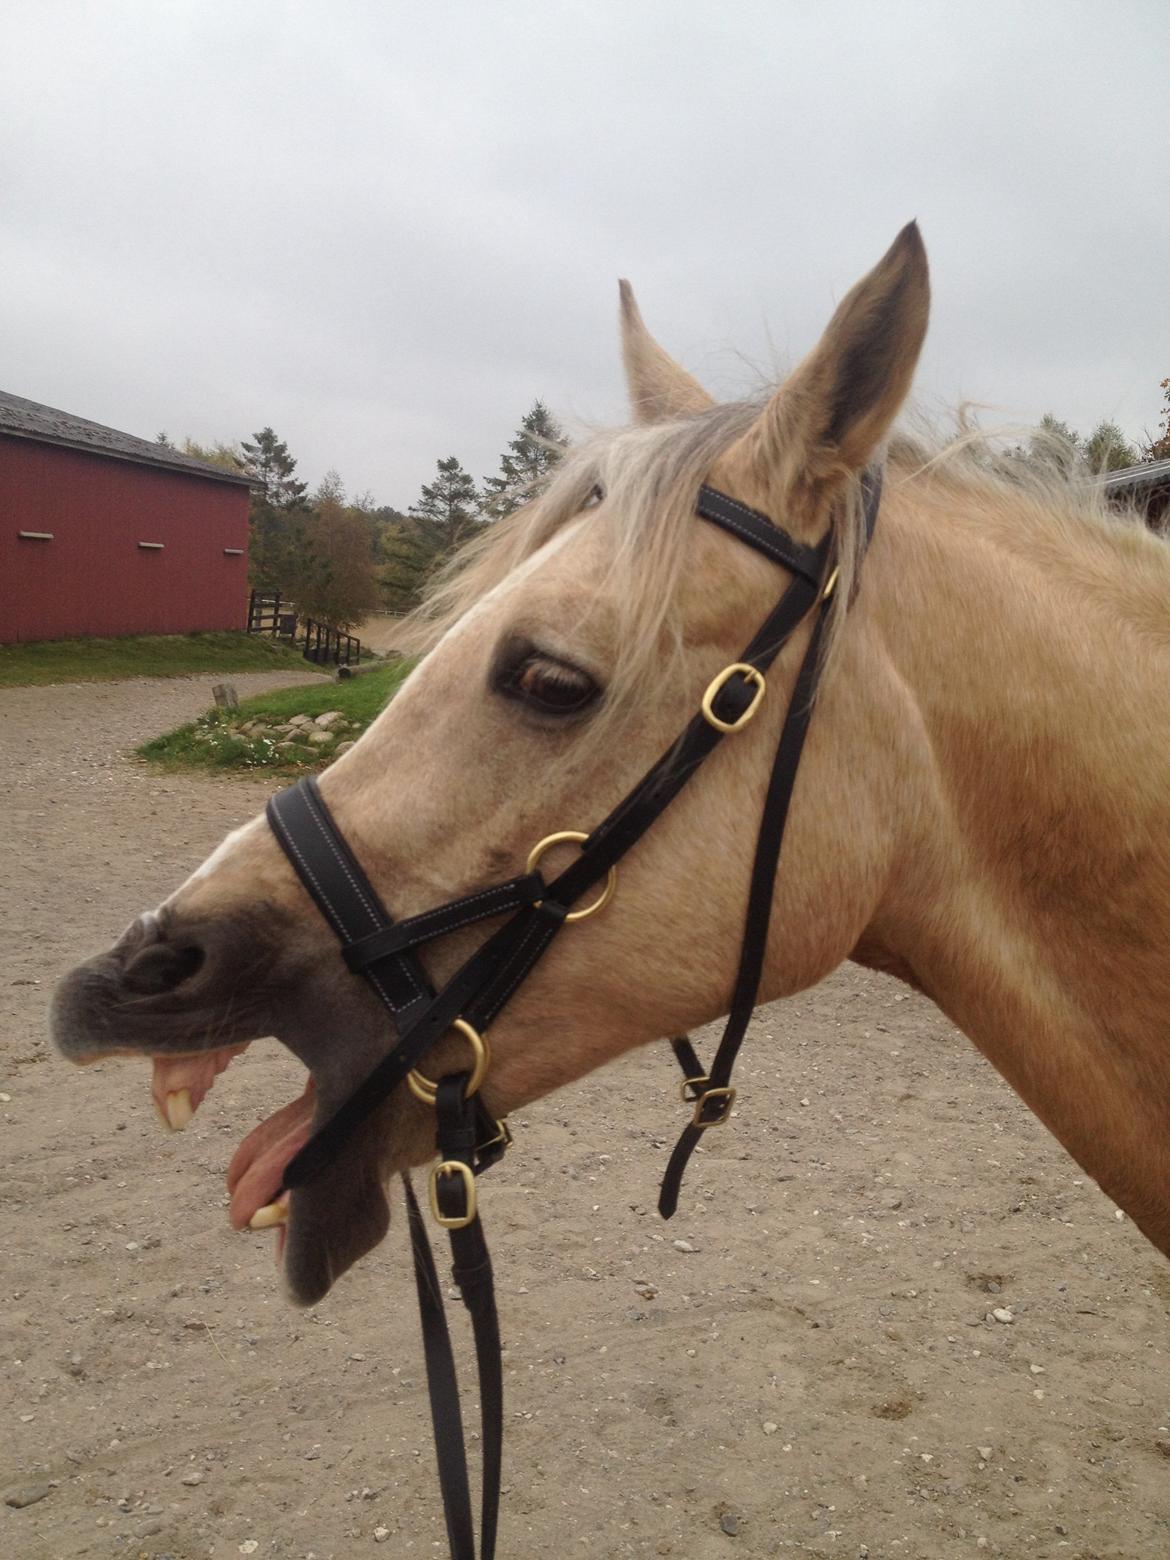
left=5, top=2, right=1167, bottom=505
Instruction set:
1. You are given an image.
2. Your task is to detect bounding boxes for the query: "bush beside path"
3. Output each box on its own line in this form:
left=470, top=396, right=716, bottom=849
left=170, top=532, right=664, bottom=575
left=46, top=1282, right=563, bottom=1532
left=137, top=658, right=413, bottom=774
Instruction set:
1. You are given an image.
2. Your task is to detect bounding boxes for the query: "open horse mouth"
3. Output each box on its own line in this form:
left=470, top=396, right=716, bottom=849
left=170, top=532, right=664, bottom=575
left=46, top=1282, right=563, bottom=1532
left=150, top=1044, right=314, bottom=1249
left=52, top=910, right=396, bottom=1306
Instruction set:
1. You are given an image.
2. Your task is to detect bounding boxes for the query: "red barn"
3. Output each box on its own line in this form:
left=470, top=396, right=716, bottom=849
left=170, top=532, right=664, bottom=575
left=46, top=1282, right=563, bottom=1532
left=0, top=390, right=253, bottom=644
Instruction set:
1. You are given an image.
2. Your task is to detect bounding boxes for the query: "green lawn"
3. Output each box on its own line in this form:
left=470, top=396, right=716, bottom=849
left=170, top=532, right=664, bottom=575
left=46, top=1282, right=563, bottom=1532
left=0, top=631, right=319, bottom=688
left=137, top=658, right=414, bottom=774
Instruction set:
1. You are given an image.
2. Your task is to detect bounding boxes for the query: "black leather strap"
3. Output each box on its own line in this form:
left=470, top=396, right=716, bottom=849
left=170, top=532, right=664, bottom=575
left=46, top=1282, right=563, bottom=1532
left=344, top=875, right=545, bottom=972
left=264, top=472, right=882, bottom=1560
left=659, top=589, right=833, bottom=1217
left=266, top=777, right=432, bottom=1027
left=405, top=1145, right=502, bottom=1560
left=697, top=486, right=828, bottom=585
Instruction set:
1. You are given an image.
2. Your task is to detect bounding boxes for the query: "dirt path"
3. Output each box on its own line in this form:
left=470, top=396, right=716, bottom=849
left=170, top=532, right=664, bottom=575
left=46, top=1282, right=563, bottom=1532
left=3, top=675, right=1168, bottom=1560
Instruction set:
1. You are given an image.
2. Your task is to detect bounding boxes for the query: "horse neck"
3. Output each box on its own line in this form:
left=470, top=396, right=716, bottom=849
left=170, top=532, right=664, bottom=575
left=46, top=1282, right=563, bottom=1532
left=854, top=472, right=1170, bottom=1254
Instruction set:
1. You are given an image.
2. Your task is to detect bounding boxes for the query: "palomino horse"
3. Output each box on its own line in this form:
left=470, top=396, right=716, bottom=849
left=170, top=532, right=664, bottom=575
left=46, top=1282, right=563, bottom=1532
left=54, top=223, right=1170, bottom=1323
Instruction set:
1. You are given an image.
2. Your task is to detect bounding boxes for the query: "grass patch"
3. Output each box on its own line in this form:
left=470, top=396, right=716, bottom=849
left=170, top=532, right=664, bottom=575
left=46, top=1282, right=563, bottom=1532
left=138, top=659, right=414, bottom=775
left=0, top=631, right=320, bottom=688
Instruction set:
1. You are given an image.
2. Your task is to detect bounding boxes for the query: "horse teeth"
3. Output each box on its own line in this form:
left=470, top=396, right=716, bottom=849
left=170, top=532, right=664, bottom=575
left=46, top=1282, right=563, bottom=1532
left=164, top=1089, right=194, bottom=1131
left=248, top=1200, right=288, bottom=1230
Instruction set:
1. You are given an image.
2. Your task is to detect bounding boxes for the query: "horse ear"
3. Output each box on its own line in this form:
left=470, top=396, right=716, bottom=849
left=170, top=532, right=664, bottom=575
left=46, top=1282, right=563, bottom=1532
left=619, top=280, right=715, bottom=423
left=726, top=223, right=929, bottom=515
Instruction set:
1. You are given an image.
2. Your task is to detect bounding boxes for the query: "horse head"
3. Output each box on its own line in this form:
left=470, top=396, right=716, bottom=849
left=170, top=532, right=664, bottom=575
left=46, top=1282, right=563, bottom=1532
left=52, top=224, right=929, bottom=1305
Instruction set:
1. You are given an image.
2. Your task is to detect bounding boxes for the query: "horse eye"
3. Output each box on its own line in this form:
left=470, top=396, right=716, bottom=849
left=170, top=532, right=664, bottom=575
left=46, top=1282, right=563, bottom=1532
left=496, top=649, right=601, bottom=718
left=582, top=485, right=604, bottom=510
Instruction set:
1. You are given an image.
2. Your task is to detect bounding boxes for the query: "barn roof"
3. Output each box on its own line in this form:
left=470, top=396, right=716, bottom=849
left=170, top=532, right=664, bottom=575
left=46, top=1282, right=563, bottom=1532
left=0, top=390, right=254, bottom=487
left=1103, top=457, right=1170, bottom=493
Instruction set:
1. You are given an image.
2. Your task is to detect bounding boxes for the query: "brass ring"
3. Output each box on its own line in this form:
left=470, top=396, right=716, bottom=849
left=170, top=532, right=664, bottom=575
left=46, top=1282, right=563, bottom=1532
left=700, top=663, right=766, bottom=734
left=526, top=830, right=617, bottom=922
left=428, top=1160, right=477, bottom=1229
left=407, top=1018, right=490, bottom=1105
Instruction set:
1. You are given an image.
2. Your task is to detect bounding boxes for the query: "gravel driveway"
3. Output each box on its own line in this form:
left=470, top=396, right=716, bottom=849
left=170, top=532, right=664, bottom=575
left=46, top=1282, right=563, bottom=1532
left=3, top=672, right=1170, bottom=1560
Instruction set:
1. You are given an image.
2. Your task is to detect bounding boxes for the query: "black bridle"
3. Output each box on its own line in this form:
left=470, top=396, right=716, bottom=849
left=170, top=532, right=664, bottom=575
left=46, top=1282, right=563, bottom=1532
left=265, top=472, right=881, bottom=1559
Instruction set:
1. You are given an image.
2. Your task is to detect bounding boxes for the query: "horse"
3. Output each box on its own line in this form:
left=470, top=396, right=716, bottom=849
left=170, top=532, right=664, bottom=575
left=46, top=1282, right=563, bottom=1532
left=53, top=222, right=1170, bottom=1328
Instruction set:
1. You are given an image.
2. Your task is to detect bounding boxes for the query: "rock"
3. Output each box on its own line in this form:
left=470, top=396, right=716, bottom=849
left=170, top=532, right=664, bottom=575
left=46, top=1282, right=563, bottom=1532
left=672, top=1239, right=696, bottom=1253
left=977, top=1446, right=993, bottom=1461
left=307, top=729, right=333, bottom=746
left=719, top=1510, right=740, bottom=1536
left=314, top=711, right=344, bottom=728
left=991, top=1307, right=1014, bottom=1324
left=762, top=1422, right=778, bottom=1435
left=5, top=1483, right=52, bottom=1509
left=181, top=1470, right=204, bottom=1486
left=288, top=714, right=313, bottom=728
left=374, top=1527, right=391, bottom=1543
left=334, top=740, right=356, bottom=757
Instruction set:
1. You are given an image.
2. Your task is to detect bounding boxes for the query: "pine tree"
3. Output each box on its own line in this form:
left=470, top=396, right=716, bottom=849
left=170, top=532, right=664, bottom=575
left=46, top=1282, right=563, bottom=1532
left=409, top=457, right=484, bottom=555
left=1082, top=420, right=1138, bottom=474
left=240, top=427, right=308, bottom=509
left=483, top=401, right=568, bottom=518
left=239, top=428, right=308, bottom=589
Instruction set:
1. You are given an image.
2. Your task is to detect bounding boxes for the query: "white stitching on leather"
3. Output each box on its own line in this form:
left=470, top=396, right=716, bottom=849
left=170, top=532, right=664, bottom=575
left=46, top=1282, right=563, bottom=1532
left=297, top=792, right=425, bottom=1001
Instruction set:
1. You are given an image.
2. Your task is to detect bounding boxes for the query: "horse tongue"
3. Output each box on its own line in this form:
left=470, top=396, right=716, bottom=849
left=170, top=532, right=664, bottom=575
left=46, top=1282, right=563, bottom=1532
left=227, top=1079, right=316, bottom=1231
left=151, top=1045, right=246, bottom=1131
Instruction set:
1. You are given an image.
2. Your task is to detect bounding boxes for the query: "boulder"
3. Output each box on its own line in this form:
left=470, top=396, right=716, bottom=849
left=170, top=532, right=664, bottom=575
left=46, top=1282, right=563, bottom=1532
left=314, top=710, right=345, bottom=729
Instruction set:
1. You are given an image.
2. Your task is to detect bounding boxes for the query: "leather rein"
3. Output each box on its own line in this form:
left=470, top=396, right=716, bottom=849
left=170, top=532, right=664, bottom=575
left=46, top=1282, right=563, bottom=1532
left=265, top=472, right=882, bottom=1559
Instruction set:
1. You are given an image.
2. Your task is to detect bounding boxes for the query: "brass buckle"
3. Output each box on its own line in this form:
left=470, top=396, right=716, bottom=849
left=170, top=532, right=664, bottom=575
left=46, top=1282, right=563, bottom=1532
left=526, top=830, right=617, bottom=922
left=477, top=1116, right=513, bottom=1156
left=428, top=1160, right=477, bottom=1229
left=407, top=1018, right=490, bottom=1105
left=679, top=1073, right=710, bottom=1105
left=691, top=1085, right=736, bottom=1129
left=821, top=564, right=841, bottom=601
left=700, top=664, right=766, bottom=733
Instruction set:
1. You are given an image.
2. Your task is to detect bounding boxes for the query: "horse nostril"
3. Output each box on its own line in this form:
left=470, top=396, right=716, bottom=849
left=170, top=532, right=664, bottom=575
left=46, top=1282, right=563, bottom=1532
left=122, top=942, right=206, bottom=996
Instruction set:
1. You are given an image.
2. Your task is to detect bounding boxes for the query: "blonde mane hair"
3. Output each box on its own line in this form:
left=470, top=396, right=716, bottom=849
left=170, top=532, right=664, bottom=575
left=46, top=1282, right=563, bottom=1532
left=396, top=402, right=872, bottom=720
left=395, top=407, right=1165, bottom=727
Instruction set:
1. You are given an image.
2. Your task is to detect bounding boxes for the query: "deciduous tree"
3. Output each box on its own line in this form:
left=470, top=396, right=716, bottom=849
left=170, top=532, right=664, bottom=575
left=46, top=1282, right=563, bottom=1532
left=1143, top=379, right=1170, bottom=462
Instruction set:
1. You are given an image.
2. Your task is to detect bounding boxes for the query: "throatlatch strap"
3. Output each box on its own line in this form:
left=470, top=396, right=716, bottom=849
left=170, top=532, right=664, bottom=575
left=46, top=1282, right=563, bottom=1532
left=659, top=515, right=856, bottom=1215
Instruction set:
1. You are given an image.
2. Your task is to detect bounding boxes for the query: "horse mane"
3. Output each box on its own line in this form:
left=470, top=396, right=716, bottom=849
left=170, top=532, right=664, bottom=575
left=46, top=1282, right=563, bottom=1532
left=395, top=401, right=873, bottom=726
left=395, top=404, right=1164, bottom=730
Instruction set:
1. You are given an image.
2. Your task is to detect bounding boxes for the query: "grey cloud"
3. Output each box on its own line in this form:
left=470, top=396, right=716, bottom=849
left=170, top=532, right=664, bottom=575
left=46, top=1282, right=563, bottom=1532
left=4, top=0, right=1166, bottom=503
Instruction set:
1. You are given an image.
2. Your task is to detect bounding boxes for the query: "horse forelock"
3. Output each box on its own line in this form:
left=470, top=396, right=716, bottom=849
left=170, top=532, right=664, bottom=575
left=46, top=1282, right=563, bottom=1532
left=393, top=400, right=878, bottom=737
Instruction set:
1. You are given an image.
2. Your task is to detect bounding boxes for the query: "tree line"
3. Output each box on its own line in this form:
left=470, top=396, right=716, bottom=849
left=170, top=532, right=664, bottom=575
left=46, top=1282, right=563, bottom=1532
left=160, top=377, right=1170, bottom=632
left=157, top=401, right=567, bottom=630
